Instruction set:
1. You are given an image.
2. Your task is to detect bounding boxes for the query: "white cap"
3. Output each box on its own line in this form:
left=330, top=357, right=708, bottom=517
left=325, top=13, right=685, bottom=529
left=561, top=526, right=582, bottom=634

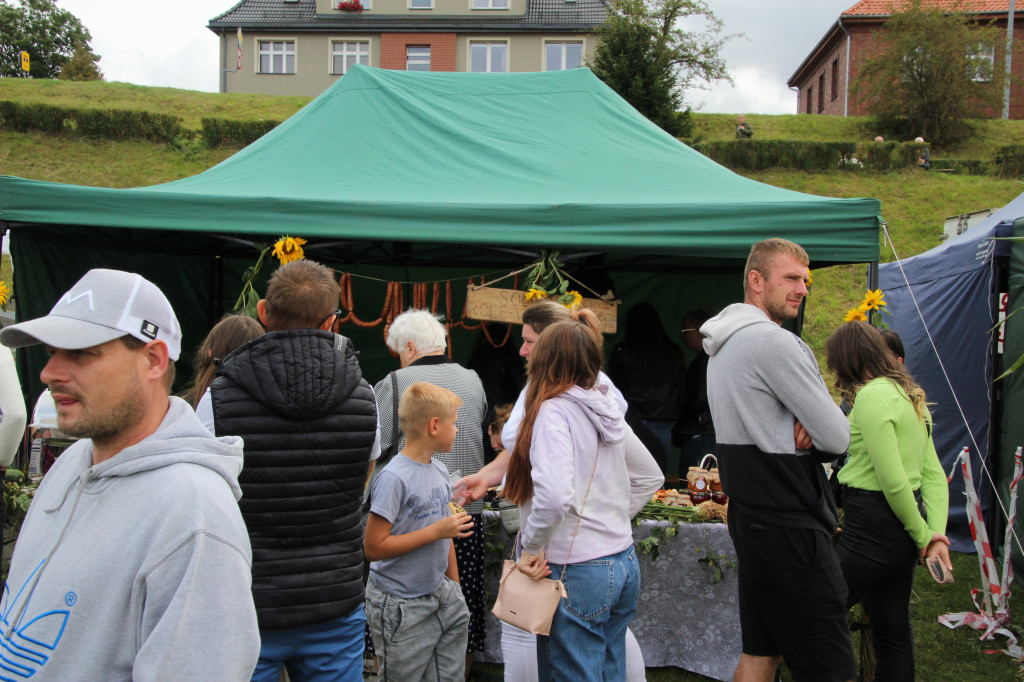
left=914, top=137, right=925, bottom=143
left=0, top=269, right=181, bottom=360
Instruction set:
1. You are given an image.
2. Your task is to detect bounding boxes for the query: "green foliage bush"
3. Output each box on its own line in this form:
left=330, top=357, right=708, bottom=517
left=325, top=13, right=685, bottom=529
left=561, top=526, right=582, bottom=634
left=690, top=140, right=931, bottom=173
left=201, top=118, right=279, bottom=147
left=852, top=142, right=921, bottom=172
left=691, top=140, right=856, bottom=171
left=0, top=100, right=183, bottom=142
left=995, top=146, right=1024, bottom=179
left=72, top=109, right=183, bottom=142
left=0, top=101, right=68, bottom=133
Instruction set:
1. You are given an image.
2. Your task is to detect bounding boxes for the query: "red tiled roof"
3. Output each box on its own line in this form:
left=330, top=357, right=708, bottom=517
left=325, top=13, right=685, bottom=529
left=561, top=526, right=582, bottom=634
left=843, top=0, right=1017, bottom=15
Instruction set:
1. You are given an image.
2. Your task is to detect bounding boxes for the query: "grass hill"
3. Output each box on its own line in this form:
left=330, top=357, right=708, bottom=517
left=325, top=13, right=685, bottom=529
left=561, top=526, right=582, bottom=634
left=1, top=78, right=1022, bottom=374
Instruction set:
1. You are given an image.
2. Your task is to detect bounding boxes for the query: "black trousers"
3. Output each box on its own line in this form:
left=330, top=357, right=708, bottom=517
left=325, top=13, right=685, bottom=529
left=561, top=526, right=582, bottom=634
left=836, top=487, right=921, bottom=682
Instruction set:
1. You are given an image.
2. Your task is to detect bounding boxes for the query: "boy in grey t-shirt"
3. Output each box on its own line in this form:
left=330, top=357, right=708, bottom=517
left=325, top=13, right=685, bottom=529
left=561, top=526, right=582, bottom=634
left=364, top=382, right=474, bottom=681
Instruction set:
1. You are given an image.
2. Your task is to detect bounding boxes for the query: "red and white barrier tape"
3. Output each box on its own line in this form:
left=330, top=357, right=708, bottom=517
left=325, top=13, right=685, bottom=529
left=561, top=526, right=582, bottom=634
left=938, top=446, right=1023, bottom=657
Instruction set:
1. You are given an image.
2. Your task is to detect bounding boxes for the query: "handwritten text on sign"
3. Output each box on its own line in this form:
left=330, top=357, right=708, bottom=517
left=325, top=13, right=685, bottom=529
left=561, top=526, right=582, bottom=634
left=465, top=286, right=618, bottom=334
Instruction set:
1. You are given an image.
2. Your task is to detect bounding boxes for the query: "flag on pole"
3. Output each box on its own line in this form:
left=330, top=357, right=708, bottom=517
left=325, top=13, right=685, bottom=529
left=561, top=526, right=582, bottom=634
left=236, top=28, right=243, bottom=70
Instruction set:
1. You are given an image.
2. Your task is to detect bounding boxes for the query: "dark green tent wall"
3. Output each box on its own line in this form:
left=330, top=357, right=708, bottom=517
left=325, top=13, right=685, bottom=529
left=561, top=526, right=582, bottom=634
left=0, top=65, right=881, bottom=398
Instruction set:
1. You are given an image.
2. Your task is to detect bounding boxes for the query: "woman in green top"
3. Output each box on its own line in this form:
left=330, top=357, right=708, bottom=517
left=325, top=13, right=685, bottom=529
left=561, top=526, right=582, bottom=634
left=825, top=321, right=951, bottom=682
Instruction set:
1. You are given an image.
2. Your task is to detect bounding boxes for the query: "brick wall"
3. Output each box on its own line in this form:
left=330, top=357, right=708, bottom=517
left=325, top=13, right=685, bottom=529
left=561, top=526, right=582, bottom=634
left=793, top=19, right=1024, bottom=120
left=380, top=33, right=457, bottom=71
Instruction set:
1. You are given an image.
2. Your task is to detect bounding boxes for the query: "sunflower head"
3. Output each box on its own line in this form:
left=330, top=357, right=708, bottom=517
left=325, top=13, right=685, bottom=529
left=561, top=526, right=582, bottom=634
left=272, top=236, right=308, bottom=265
left=559, top=290, right=583, bottom=309
left=843, top=305, right=869, bottom=323
left=806, top=269, right=813, bottom=287
left=0, top=280, right=8, bottom=310
left=861, top=289, right=886, bottom=311
left=524, top=287, right=548, bottom=302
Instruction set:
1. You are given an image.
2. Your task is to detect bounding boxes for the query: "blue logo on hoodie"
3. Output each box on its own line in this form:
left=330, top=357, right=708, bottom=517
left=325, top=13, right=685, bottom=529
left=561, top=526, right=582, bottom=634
left=0, top=560, right=73, bottom=679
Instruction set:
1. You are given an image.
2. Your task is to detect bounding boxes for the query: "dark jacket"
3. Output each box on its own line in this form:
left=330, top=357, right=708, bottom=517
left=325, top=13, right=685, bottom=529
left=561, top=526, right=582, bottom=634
left=672, top=350, right=714, bottom=443
left=211, top=330, right=377, bottom=629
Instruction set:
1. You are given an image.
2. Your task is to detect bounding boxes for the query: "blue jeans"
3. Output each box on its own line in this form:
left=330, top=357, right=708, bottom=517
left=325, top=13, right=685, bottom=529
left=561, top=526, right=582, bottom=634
left=251, top=605, right=366, bottom=682
left=536, top=546, right=640, bottom=682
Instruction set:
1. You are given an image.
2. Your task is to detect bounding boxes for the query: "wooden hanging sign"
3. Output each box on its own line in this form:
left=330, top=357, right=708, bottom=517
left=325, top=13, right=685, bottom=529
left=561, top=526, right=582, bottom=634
left=465, top=286, right=619, bottom=334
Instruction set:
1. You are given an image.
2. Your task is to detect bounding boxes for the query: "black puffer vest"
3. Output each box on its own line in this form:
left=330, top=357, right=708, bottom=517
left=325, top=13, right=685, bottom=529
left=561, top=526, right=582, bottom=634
left=211, top=330, right=377, bottom=629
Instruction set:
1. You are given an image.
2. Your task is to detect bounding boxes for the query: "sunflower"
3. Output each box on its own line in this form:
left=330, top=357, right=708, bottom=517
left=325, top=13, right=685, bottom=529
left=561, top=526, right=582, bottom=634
left=560, top=290, right=583, bottom=309
left=861, top=289, right=886, bottom=311
left=843, top=305, right=869, bottom=323
left=272, top=236, right=307, bottom=265
left=806, top=269, right=814, bottom=287
left=524, top=287, right=547, bottom=302
left=0, top=281, right=8, bottom=308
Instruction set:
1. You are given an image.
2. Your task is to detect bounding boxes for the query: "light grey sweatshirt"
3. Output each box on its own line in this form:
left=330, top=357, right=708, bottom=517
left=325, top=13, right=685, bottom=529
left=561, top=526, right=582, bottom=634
left=519, top=384, right=664, bottom=563
left=0, top=397, right=260, bottom=681
left=702, top=303, right=849, bottom=533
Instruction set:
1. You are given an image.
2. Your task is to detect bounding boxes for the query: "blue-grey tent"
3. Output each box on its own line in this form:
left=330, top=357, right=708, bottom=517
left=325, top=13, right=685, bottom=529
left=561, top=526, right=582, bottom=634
left=879, top=192, right=1024, bottom=552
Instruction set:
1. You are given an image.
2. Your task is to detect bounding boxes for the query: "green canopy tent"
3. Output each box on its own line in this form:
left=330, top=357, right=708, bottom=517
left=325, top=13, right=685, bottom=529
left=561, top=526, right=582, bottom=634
left=0, top=64, right=881, bottom=399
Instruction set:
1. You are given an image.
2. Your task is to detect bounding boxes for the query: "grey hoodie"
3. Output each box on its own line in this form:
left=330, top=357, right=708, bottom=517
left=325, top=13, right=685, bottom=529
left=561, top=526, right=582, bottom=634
left=519, top=385, right=663, bottom=563
left=0, top=397, right=260, bottom=681
left=702, top=303, right=849, bottom=534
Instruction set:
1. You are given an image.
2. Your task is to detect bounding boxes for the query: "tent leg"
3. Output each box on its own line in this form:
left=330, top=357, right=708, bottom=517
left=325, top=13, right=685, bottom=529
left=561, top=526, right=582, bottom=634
left=867, top=261, right=879, bottom=326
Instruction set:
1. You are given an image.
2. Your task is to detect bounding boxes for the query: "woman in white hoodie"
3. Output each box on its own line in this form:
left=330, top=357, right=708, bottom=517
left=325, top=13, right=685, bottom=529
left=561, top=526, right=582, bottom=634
left=504, top=309, right=663, bottom=682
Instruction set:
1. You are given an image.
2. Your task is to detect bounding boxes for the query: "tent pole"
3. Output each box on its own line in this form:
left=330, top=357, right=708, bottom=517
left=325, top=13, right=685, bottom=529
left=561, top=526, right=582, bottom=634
left=867, top=260, right=879, bottom=325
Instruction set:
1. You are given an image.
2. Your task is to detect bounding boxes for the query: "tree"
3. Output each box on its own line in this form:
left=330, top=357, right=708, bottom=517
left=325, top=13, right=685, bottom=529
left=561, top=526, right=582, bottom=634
left=0, top=0, right=98, bottom=79
left=58, top=42, right=102, bottom=81
left=852, top=0, right=1003, bottom=146
left=588, top=0, right=731, bottom=137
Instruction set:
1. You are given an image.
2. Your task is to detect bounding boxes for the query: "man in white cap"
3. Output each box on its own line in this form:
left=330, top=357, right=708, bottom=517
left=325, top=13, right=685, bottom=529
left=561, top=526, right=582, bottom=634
left=0, top=269, right=260, bottom=681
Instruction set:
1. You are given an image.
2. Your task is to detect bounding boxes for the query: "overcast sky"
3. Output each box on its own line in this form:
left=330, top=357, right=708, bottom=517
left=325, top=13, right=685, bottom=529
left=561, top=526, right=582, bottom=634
left=57, top=0, right=857, bottom=112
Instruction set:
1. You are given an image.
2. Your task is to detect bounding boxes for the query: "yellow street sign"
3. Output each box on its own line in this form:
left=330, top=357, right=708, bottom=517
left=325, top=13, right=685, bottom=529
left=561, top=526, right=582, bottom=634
left=20, top=51, right=29, bottom=72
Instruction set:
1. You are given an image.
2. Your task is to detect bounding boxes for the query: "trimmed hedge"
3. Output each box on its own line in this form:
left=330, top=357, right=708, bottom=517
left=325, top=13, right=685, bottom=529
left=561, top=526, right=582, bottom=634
left=996, top=146, right=1024, bottom=179
left=691, top=140, right=855, bottom=172
left=201, top=118, right=279, bottom=147
left=929, top=158, right=989, bottom=175
left=689, top=139, right=929, bottom=173
left=0, top=100, right=184, bottom=142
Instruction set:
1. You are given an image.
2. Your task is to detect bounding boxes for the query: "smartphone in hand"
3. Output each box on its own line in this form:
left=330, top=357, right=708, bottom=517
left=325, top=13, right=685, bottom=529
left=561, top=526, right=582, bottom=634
left=926, top=556, right=954, bottom=584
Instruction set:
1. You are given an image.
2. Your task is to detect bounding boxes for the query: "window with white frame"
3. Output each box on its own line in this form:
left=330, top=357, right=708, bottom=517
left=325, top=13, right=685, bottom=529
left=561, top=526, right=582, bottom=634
left=967, top=42, right=995, bottom=82
left=545, top=41, right=582, bottom=71
left=472, top=0, right=508, bottom=9
left=332, top=41, right=369, bottom=74
left=470, top=42, right=508, bottom=72
left=407, top=46, right=431, bottom=71
left=259, top=41, right=296, bottom=74
left=410, top=0, right=433, bottom=8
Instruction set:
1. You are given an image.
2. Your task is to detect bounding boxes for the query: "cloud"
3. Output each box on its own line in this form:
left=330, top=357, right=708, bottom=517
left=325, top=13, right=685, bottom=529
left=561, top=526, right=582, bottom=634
left=55, top=0, right=858, bottom=109
left=690, top=66, right=798, bottom=115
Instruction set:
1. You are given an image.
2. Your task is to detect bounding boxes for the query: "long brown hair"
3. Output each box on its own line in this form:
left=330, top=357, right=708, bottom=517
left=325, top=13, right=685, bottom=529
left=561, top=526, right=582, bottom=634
left=503, top=309, right=603, bottom=505
left=181, top=313, right=264, bottom=408
left=825, top=321, right=928, bottom=421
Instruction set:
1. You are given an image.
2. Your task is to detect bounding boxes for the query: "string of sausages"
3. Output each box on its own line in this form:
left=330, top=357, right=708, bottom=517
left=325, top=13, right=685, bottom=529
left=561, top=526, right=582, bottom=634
left=333, top=271, right=518, bottom=353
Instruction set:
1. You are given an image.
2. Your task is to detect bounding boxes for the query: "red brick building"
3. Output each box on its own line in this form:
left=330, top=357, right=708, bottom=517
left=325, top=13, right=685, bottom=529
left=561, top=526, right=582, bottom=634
left=786, top=0, right=1024, bottom=119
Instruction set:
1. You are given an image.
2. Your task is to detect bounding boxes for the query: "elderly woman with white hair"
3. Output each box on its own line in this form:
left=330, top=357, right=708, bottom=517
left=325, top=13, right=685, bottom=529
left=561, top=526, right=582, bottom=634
left=368, top=308, right=489, bottom=674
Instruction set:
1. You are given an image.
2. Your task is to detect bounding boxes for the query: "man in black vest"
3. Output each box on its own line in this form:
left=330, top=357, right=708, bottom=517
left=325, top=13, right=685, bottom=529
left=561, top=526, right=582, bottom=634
left=203, top=259, right=378, bottom=682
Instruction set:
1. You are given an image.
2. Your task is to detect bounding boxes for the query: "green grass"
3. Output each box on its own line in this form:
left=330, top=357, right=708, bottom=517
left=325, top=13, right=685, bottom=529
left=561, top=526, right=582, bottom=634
left=0, top=78, right=311, bottom=131
left=468, top=552, right=1024, bottom=681
left=0, top=131, right=235, bottom=187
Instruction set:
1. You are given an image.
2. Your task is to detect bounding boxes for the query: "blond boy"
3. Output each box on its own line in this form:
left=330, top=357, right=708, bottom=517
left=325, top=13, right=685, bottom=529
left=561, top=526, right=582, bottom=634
left=364, top=381, right=474, bottom=681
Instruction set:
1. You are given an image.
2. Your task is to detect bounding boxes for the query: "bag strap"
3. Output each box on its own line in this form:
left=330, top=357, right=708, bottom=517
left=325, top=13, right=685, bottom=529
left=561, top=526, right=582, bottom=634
left=372, top=372, right=401, bottom=475
left=511, top=447, right=600, bottom=584
left=388, top=371, right=399, bottom=452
